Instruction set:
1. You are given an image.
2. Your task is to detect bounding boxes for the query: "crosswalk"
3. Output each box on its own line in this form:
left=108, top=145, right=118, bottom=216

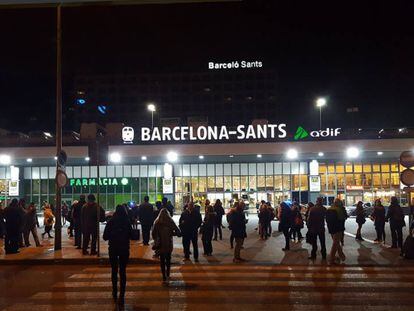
left=4, top=265, right=414, bottom=310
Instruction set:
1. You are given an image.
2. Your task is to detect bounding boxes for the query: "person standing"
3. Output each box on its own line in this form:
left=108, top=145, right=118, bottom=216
left=42, top=204, right=54, bottom=239
left=355, top=201, right=366, bottom=241
left=213, top=199, right=225, bottom=240
left=103, top=204, right=132, bottom=304
left=326, top=198, right=346, bottom=264
left=152, top=208, right=181, bottom=282
left=336, top=199, right=347, bottom=246
left=258, top=202, right=270, bottom=240
left=162, top=197, right=174, bottom=217
left=306, top=198, right=327, bottom=260
left=61, top=202, right=68, bottom=226
left=17, top=199, right=26, bottom=248
left=227, top=203, right=237, bottom=248
left=72, top=195, right=86, bottom=249
left=386, top=196, right=406, bottom=253
left=179, top=202, right=202, bottom=262
left=4, top=199, right=24, bottom=254
left=23, top=202, right=41, bottom=247
left=267, top=202, right=275, bottom=237
left=371, top=199, right=386, bottom=243
left=201, top=202, right=215, bottom=256
left=278, top=201, right=292, bottom=251
left=290, top=202, right=304, bottom=242
left=230, top=201, right=247, bottom=262
left=138, top=196, right=154, bottom=246
left=82, top=194, right=104, bottom=255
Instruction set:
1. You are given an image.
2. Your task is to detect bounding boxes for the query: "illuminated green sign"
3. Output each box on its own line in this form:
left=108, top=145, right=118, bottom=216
left=69, top=178, right=129, bottom=187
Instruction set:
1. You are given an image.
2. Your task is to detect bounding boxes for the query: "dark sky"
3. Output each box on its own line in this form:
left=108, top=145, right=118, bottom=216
left=0, top=0, right=413, bottom=132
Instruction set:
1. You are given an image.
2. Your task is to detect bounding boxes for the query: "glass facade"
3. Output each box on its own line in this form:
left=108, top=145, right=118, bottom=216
left=17, top=160, right=405, bottom=211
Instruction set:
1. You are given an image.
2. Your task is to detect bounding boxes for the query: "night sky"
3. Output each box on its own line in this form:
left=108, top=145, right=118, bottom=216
left=0, top=0, right=413, bottom=132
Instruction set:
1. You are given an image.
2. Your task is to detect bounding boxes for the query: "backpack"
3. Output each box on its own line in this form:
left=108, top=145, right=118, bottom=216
left=402, top=235, right=414, bottom=259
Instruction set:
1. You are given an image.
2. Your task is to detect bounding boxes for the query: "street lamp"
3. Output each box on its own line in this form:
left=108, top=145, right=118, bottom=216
left=315, top=97, right=327, bottom=130
left=147, top=103, right=156, bottom=129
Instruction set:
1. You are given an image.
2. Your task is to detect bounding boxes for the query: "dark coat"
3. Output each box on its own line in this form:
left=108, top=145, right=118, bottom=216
left=386, top=203, right=406, bottom=228
left=152, top=219, right=180, bottom=254
left=138, top=202, right=154, bottom=225
left=230, top=210, right=247, bottom=239
left=214, top=204, right=225, bottom=224
left=307, top=204, right=326, bottom=233
left=4, top=205, right=24, bottom=235
left=371, top=206, right=386, bottom=227
left=326, top=207, right=342, bottom=234
left=179, top=209, right=202, bottom=236
left=72, top=199, right=85, bottom=223
left=356, top=207, right=366, bottom=225
left=81, top=202, right=104, bottom=232
left=103, top=214, right=132, bottom=253
left=201, top=210, right=215, bottom=239
left=278, top=202, right=292, bottom=230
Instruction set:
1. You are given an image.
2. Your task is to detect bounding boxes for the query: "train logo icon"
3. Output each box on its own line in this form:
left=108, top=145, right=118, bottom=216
left=122, top=127, right=134, bottom=143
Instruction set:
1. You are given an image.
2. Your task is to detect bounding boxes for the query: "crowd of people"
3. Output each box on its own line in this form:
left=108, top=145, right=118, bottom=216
left=1, top=194, right=413, bottom=304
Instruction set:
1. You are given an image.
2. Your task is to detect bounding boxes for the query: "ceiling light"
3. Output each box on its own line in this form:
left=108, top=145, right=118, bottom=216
left=198, top=155, right=204, bottom=159
left=377, top=151, right=383, bottom=156
left=109, top=152, right=122, bottom=163
left=85, top=157, right=90, bottom=161
left=141, top=156, right=147, bottom=161
left=26, top=158, right=33, bottom=163
left=257, top=154, right=262, bottom=158
left=166, top=151, right=178, bottom=162
left=286, top=149, right=298, bottom=159
left=346, top=147, right=360, bottom=159
left=0, top=154, right=11, bottom=165
left=318, top=152, right=324, bottom=157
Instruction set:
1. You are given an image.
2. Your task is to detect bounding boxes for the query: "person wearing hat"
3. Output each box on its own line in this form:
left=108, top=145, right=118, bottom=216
left=81, top=194, right=104, bottom=255
left=72, top=195, right=86, bottom=249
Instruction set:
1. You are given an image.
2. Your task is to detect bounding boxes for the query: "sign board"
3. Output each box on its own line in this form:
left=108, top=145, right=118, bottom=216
left=56, top=171, right=68, bottom=188
left=163, top=178, right=173, bottom=194
left=208, top=60, right=263, bottom=70
left=8, top=181, right=19, bottom=196
left=401, top=169, right=414, bottom=187
left=69, top=177, right=129, bottom=186
left=122, top=124, right=343, bottom=143
left=309, top=175, right=321, bottom=192
left=346, top=185, right=364, bottom=191
left=400, top=151, right=414, bottom=168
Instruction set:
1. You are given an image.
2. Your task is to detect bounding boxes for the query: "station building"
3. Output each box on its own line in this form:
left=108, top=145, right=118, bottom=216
left=0, top=124, right=413, bottom=211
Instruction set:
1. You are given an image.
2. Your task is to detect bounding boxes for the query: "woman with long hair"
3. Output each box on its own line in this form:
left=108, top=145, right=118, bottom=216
left=152, top=208, right=181, bottom=282
left=355, top=201, right=366, bottom=241
left=103, top=204, right=132, bottom=304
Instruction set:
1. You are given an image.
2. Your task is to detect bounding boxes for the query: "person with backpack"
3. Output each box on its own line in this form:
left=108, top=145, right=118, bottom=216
left=152, top=208, right=181, bottom=282
left=103, top=204, right=132, bottom=304
left=371, top=199, right=386, bottom=243
left=290, top=202, right=304, bottom=242
left=386, top=196, right=406, bottom=254
left=355, top=201, right=366, bottom=241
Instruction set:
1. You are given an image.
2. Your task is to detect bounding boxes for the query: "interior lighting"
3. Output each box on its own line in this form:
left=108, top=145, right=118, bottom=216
left=141, top=156, right=147, bottom=161
left=166, top=151, right=178, bottom=162
left=346, top=147, right=360, bottom=159
left=0, top=154, right=11, bottom=165
left=109, top=152, right=122, bottom=163
left=318, top=152, right=324, bottom=157
left=286, top=149, right=298, bottom=159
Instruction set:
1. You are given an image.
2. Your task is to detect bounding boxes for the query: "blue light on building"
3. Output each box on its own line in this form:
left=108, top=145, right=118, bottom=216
left=76, top=98, right=86, bottom=105
left=98, top=105, right=107, bottom=115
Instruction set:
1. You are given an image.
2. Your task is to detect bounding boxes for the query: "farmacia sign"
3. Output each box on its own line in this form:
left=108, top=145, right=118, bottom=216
left=69, top=178, right=129, bottom=186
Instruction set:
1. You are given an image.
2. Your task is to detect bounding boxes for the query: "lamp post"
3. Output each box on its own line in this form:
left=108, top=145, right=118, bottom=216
left=147, top=103, right=156, bottom=129
left=316, top=97, right=327, bottom=130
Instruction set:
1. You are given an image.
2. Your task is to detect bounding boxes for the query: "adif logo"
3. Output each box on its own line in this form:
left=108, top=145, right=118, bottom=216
left=122, top=127, right=134, bottom=143
left=294, top=126, right=341, bottom=140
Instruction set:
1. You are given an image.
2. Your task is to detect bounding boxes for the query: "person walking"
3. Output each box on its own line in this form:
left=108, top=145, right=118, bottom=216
left=152, top=208, right=181, bottom=282
left=72, top=195, right=85, bottom=249
left=230, top=201, right=247, bottom=262
left=213, top=199, right=225, bottom=240
left=4, top=199, right=24, bottom=254
left=227, top=203, right=237, bottom=248
left=290, top=202, right=304, bottom=242
left=82, top=194, right=104, bottom=255
left=201, top=201, right=215, bottom=256
left=23, top=202, right=41, bottom=247
left=278, top=201, right=292, bottom=251
left=306, top=197, right=327, bottom=260
left=103, top=204, right=132, bottom=304
left=386, top=196, right=406, bottom=254
left=336, top=199, right=347, bottom=246
left=179, top=202, right=202, bottom=262
left=42, top=204, right=54, bottom=239
left=371, top=199, right=386, bottom=243
left=138, top=196, right=155, bottom=246
left=355, top=201, right=366, bottom=241
left=326, top=198, right=346, bottom=265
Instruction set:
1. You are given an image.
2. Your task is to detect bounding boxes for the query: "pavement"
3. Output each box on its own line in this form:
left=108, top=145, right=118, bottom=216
left=0, top=215, right=413, bottom=266
left=2, top=264, right=414, bottom=310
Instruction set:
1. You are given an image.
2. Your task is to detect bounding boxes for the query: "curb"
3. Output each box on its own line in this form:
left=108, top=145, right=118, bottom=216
left=0, top=257, right=157, bottom=265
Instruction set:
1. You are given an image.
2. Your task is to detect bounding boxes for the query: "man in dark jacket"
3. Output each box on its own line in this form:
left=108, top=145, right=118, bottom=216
left=179, top=202, right=202, bottom=262
left=72, top=195, right=86, bottom=249
left=386, top=196, right=406, bottom=251
left=81, top=194, right=104, bottom=255
left=326, top=199, right=346, bottom=264
left=278, top=201, right=292, bottom=251
left=138, top=196, right=154, bottom=245
left=307, top=197, right=327, bottom=260
left=230, top=202, right=247, bottom=262
left=4, top=199, right=24, bottom=254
